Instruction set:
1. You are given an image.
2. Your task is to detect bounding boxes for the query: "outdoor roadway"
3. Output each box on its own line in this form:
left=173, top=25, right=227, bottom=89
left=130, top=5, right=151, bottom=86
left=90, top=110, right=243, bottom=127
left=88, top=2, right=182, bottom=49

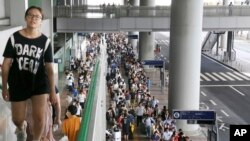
left=155, top=32, right=250, bottom=141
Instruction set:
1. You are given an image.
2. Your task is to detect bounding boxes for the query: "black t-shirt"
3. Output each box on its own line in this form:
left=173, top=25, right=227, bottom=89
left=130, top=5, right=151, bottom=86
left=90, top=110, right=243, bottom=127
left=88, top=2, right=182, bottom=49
left=55, top=86, right=59, bottom=94
left=3, top=31, right=53, bottom=97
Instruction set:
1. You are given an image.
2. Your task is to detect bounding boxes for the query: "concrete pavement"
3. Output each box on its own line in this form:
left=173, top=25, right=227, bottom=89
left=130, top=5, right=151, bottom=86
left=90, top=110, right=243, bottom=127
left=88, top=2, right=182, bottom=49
left=205, top=35, right=250, bottom=76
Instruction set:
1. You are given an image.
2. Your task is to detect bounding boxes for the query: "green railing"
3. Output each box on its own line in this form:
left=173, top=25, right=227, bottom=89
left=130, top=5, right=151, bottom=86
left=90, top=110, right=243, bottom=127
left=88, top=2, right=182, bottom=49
left=77, top=60, right=100, bottom=141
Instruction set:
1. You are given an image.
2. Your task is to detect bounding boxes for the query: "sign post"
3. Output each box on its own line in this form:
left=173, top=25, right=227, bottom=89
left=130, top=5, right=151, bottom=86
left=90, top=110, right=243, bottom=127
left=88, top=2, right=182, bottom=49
left=141, top=60, right=164, bottom=67
left=173, top=110, right=216, bottom=121
left=127, top=35, right=138, bottom=39
left=142, top=60, right=165, bottom=91
left=173, top=110, right=218, bottom=141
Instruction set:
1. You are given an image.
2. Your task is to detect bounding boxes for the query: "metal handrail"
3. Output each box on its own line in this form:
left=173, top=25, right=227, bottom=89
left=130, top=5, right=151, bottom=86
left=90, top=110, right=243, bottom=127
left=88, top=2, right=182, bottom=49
left=54, top=5, right=250, bottom=18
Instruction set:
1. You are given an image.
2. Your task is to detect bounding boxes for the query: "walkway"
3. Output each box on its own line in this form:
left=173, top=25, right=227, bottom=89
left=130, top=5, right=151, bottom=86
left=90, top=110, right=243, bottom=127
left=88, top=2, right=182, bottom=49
left=133, top=70, right=168, bottom=141
left=55, top=5, right=250, bottom=32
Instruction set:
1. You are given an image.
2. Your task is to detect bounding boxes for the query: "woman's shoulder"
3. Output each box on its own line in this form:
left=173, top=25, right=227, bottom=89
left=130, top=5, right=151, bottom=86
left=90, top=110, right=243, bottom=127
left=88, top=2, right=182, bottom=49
left=38, top=33, right=49, bottom=41
left=40, top=33, right=49, bottom=40
left=11, top=30, right=22, bottom=38
left=12, top=30, right=48, bottom=41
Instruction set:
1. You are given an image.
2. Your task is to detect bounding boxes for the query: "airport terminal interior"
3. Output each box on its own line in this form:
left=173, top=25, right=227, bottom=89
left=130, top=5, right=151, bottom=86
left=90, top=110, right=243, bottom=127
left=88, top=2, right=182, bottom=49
left=1, top=0, right=250, bottom=141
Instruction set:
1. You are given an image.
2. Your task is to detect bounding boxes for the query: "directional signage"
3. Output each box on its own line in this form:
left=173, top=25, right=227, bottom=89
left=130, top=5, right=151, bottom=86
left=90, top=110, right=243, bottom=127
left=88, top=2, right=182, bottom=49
left=173, top=110, right=216, bottom=121
left=141, top=60, right=164, bottom=67
left=127, top=35, right=138, bottom=39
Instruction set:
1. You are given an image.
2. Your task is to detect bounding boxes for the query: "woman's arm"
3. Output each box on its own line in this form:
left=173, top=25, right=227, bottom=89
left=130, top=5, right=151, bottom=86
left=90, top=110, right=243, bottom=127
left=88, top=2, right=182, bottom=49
left=1, top=58, right=12, bottom=101
left=45, top=63, right=57, bottom=104
left=54, top=93, right=62, bottom=125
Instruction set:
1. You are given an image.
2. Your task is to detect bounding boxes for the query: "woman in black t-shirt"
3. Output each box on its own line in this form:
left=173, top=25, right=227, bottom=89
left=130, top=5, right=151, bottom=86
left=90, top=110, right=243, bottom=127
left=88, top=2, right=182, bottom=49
left=1, top=6, right=57, bottom=141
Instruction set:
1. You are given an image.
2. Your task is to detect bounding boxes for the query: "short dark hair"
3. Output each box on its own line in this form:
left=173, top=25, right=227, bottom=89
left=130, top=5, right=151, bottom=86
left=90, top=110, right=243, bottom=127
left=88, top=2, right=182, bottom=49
left=25, top=6, right=44, bottom=20
left=67, top=105, right=77, bottom=115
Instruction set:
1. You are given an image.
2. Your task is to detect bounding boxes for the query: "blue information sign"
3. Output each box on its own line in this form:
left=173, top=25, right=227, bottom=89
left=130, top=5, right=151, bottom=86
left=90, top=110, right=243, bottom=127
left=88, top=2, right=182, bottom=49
left=142, top=60, right=164, bottom=67
left=173, top=110, right=216, bottom=121
left=128, top=35, right=138, bottom=39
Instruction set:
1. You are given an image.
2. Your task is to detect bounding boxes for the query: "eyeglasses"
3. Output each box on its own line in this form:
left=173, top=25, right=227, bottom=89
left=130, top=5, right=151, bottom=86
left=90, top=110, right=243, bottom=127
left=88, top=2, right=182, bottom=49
left=27, top=14, right=42, bottom=20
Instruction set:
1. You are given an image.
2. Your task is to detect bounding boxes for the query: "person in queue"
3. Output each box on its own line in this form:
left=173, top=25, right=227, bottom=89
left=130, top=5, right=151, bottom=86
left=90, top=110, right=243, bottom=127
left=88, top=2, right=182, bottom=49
left=62, top=104, right=81, bottom=141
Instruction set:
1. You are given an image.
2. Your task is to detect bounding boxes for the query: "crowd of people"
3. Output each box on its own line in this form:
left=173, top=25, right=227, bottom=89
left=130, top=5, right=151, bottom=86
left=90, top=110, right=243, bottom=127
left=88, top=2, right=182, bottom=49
left=1, top=5, right=192, bottom=141
left=105, top=33, right=191, bottom=141
left=62, top=33, right=102, bottom=141
left=1, top=5, right=102, bottom=140
left=1, top=6, right=58, bottom=141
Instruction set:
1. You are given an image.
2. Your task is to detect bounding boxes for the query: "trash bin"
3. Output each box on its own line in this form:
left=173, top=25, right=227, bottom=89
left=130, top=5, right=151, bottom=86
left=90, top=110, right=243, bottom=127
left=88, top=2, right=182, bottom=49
left=112, top=128, right=121, bottom=141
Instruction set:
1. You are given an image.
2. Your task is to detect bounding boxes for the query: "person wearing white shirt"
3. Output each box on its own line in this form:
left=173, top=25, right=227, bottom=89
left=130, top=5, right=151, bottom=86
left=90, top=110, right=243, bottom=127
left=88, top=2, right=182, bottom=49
left=151, top=96, right=159, bottom=108
left=75, top=101, right=82, bottom=117
left=163, top=116, right=173, bottom=127
left=135, top=104, right=144, bottom=127
left=78, top=89, right=86, bottom=109
left=67, top=76, right=74, bottom=93
left=143, top=114, right=155, bottom=138
left=162, top=128, right=173, bottom=141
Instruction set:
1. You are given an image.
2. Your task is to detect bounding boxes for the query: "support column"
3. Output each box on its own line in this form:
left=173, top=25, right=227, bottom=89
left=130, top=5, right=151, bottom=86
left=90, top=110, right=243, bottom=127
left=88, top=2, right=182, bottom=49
left=139, top=32, right=155, bottom=60
left=168, top=0, right=203, bottom=132
left=221, top=0, right=230, bottom=51
left=223, top=0, right=230, bottom=5
left=124, top=0, right=128, bottom=5
left=247, top=31, right=250, bottom=39
left=42, top=0, right=56, bottom=84
left=129, top=31, right=139, bottom=58
left=10, top=0, right=28, bottom=26
left=246, top=0, right=250, bottom=5
left=128, top=0, right=139, bottom=58
left=41, top=0, right=53, bottom=50
left=73, top=0, right=79, bottom=6
left=64, top=0, right=71, bottom=5
left=220, top=32, right=227, bottom=50
left=139, top=0, right=155, bottom=61
left=130, top=0, right=139, bottom=6
left=227, top=31, right=234, bottom=60
left=82, top=0, right=87, bottom=5
left=129, top=0, right=139, bottom=9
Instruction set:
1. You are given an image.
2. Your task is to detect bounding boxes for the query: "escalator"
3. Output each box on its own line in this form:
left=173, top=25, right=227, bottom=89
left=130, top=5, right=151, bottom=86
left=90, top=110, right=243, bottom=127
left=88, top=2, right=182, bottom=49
left=202, top=31, right=236, bottom=63
left=202, top=31, right=225, bottom=53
